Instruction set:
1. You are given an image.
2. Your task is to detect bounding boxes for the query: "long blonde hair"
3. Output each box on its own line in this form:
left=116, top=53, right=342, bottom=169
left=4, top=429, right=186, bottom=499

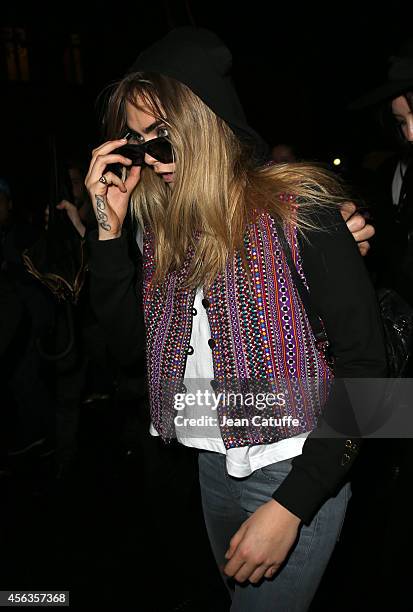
left=103, top=73, right=346, bottom=287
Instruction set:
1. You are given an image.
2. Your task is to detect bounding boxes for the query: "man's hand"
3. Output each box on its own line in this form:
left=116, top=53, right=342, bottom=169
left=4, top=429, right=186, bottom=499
left=223, top=499, right=301, bottom=584
left=340, top=201, right=375, bottom=256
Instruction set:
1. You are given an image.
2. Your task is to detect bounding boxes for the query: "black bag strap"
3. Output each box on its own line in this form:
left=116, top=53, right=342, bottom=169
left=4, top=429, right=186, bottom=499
left=277, top=224, right=328, bottom=344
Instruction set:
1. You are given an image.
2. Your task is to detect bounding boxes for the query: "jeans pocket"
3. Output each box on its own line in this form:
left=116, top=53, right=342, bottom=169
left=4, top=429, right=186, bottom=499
left=257, top=459, right=293, bottom=483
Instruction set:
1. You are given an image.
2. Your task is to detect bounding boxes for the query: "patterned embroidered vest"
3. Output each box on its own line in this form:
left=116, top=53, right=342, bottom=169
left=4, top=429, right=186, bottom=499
left=142, top=207, right=333, bottom=449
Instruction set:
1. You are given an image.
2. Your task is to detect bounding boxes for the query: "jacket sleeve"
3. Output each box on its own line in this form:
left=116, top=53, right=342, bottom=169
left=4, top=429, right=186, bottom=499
left=272, top=207, right=387, bottom=524
left=87, top=229, right=145, bottom=371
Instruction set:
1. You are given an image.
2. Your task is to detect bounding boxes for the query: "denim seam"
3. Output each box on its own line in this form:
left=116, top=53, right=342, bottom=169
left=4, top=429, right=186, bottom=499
left=288, top=512, right=321, bottom=611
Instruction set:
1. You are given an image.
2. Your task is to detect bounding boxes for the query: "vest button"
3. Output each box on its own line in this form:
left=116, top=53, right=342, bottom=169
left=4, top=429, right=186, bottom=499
left=208, top=338, right=216, bottom=349
left=202, top=298, right=210, bottom=309
left=186, top=345, right=194, bottom=355
left=192, top=308, right=197, bottom=316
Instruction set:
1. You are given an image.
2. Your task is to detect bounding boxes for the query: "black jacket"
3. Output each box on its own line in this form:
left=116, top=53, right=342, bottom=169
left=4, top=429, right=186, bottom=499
left=87, top=208, right=387, bottom=525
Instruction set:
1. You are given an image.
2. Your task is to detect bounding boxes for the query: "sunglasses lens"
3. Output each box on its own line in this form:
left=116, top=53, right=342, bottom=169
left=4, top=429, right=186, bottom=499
left=105, top=144, right=145, bottom=177
left=116, top=144, right=145, bottom=166
left=146, top=138, right=173, bottom=163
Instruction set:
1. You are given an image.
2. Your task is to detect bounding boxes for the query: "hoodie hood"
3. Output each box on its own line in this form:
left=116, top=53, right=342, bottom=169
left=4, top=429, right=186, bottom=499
left=349, top=38, right=413, bottom=110
left=127, top=27, right=269, bottom=164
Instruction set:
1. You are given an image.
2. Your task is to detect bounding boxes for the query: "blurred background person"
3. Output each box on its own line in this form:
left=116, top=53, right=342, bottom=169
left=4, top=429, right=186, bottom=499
left=270, top=142, right=298, bottom=163
left=346, top=36, right=413, bottom=610
left=350, top=38, right=413, bottom=307
left=42, top=153, right=117, bottom=479
left=0, top=176, right=55, bottom=458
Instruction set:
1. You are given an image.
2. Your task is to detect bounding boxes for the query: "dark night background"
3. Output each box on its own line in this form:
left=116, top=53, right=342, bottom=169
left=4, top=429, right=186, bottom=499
left=1, top=3, right=413, bottom=611
left=1, top=0, right=412, bottom=214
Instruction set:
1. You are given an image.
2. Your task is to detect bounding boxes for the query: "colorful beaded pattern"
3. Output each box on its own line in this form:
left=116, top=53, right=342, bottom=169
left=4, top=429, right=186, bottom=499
left=142, top=207, right=333, bottom=447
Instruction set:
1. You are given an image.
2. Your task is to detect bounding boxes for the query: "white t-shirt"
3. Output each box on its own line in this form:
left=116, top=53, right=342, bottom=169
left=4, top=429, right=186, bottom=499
left=392, top=160, right=407, bottom=206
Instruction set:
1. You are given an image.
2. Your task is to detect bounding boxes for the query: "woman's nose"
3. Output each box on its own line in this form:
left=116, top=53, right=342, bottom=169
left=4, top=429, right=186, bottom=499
left=144, top=152, right=158, bottom=166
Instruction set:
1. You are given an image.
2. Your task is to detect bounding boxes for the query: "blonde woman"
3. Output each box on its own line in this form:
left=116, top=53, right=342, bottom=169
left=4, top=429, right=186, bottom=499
left=85, top=28, right=386, bottom=612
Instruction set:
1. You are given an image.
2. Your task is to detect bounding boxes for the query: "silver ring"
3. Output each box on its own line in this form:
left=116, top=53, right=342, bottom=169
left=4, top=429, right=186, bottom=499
left=99, top=175, right=107, bottom=185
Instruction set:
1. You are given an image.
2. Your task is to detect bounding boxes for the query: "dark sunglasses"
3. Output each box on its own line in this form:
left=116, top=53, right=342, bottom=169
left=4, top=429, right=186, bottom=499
left=117, top=137, right=173, bottom=165
left=107, top=137, right=174, bottom=177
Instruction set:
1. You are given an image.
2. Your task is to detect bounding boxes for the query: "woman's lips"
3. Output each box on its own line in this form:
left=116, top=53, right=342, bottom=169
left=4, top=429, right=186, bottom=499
left=160, top=172, right=174, bottom=183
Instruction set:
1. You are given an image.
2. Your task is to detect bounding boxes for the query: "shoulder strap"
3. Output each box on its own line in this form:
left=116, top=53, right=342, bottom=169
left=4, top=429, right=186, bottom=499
left=277, top=224, right=328, bottom=343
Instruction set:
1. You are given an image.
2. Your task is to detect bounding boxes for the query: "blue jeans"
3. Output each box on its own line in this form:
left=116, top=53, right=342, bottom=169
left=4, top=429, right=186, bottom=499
left=198, top=450, right=350, bottom=612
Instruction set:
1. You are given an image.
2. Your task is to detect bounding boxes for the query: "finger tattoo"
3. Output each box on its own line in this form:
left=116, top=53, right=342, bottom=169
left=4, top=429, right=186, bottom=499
left=95, top=195, right=111, bottom=232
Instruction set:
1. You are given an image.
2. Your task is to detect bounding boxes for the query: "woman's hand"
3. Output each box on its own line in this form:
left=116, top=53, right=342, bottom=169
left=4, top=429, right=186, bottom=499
left=84, top=139, right=141, bottom=240
left=223, top=499, right=301, bottom=583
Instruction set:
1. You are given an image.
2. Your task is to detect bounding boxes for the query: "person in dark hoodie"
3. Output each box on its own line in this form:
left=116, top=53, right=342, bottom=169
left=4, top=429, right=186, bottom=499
left=85, top=28, right=386, bottom=611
